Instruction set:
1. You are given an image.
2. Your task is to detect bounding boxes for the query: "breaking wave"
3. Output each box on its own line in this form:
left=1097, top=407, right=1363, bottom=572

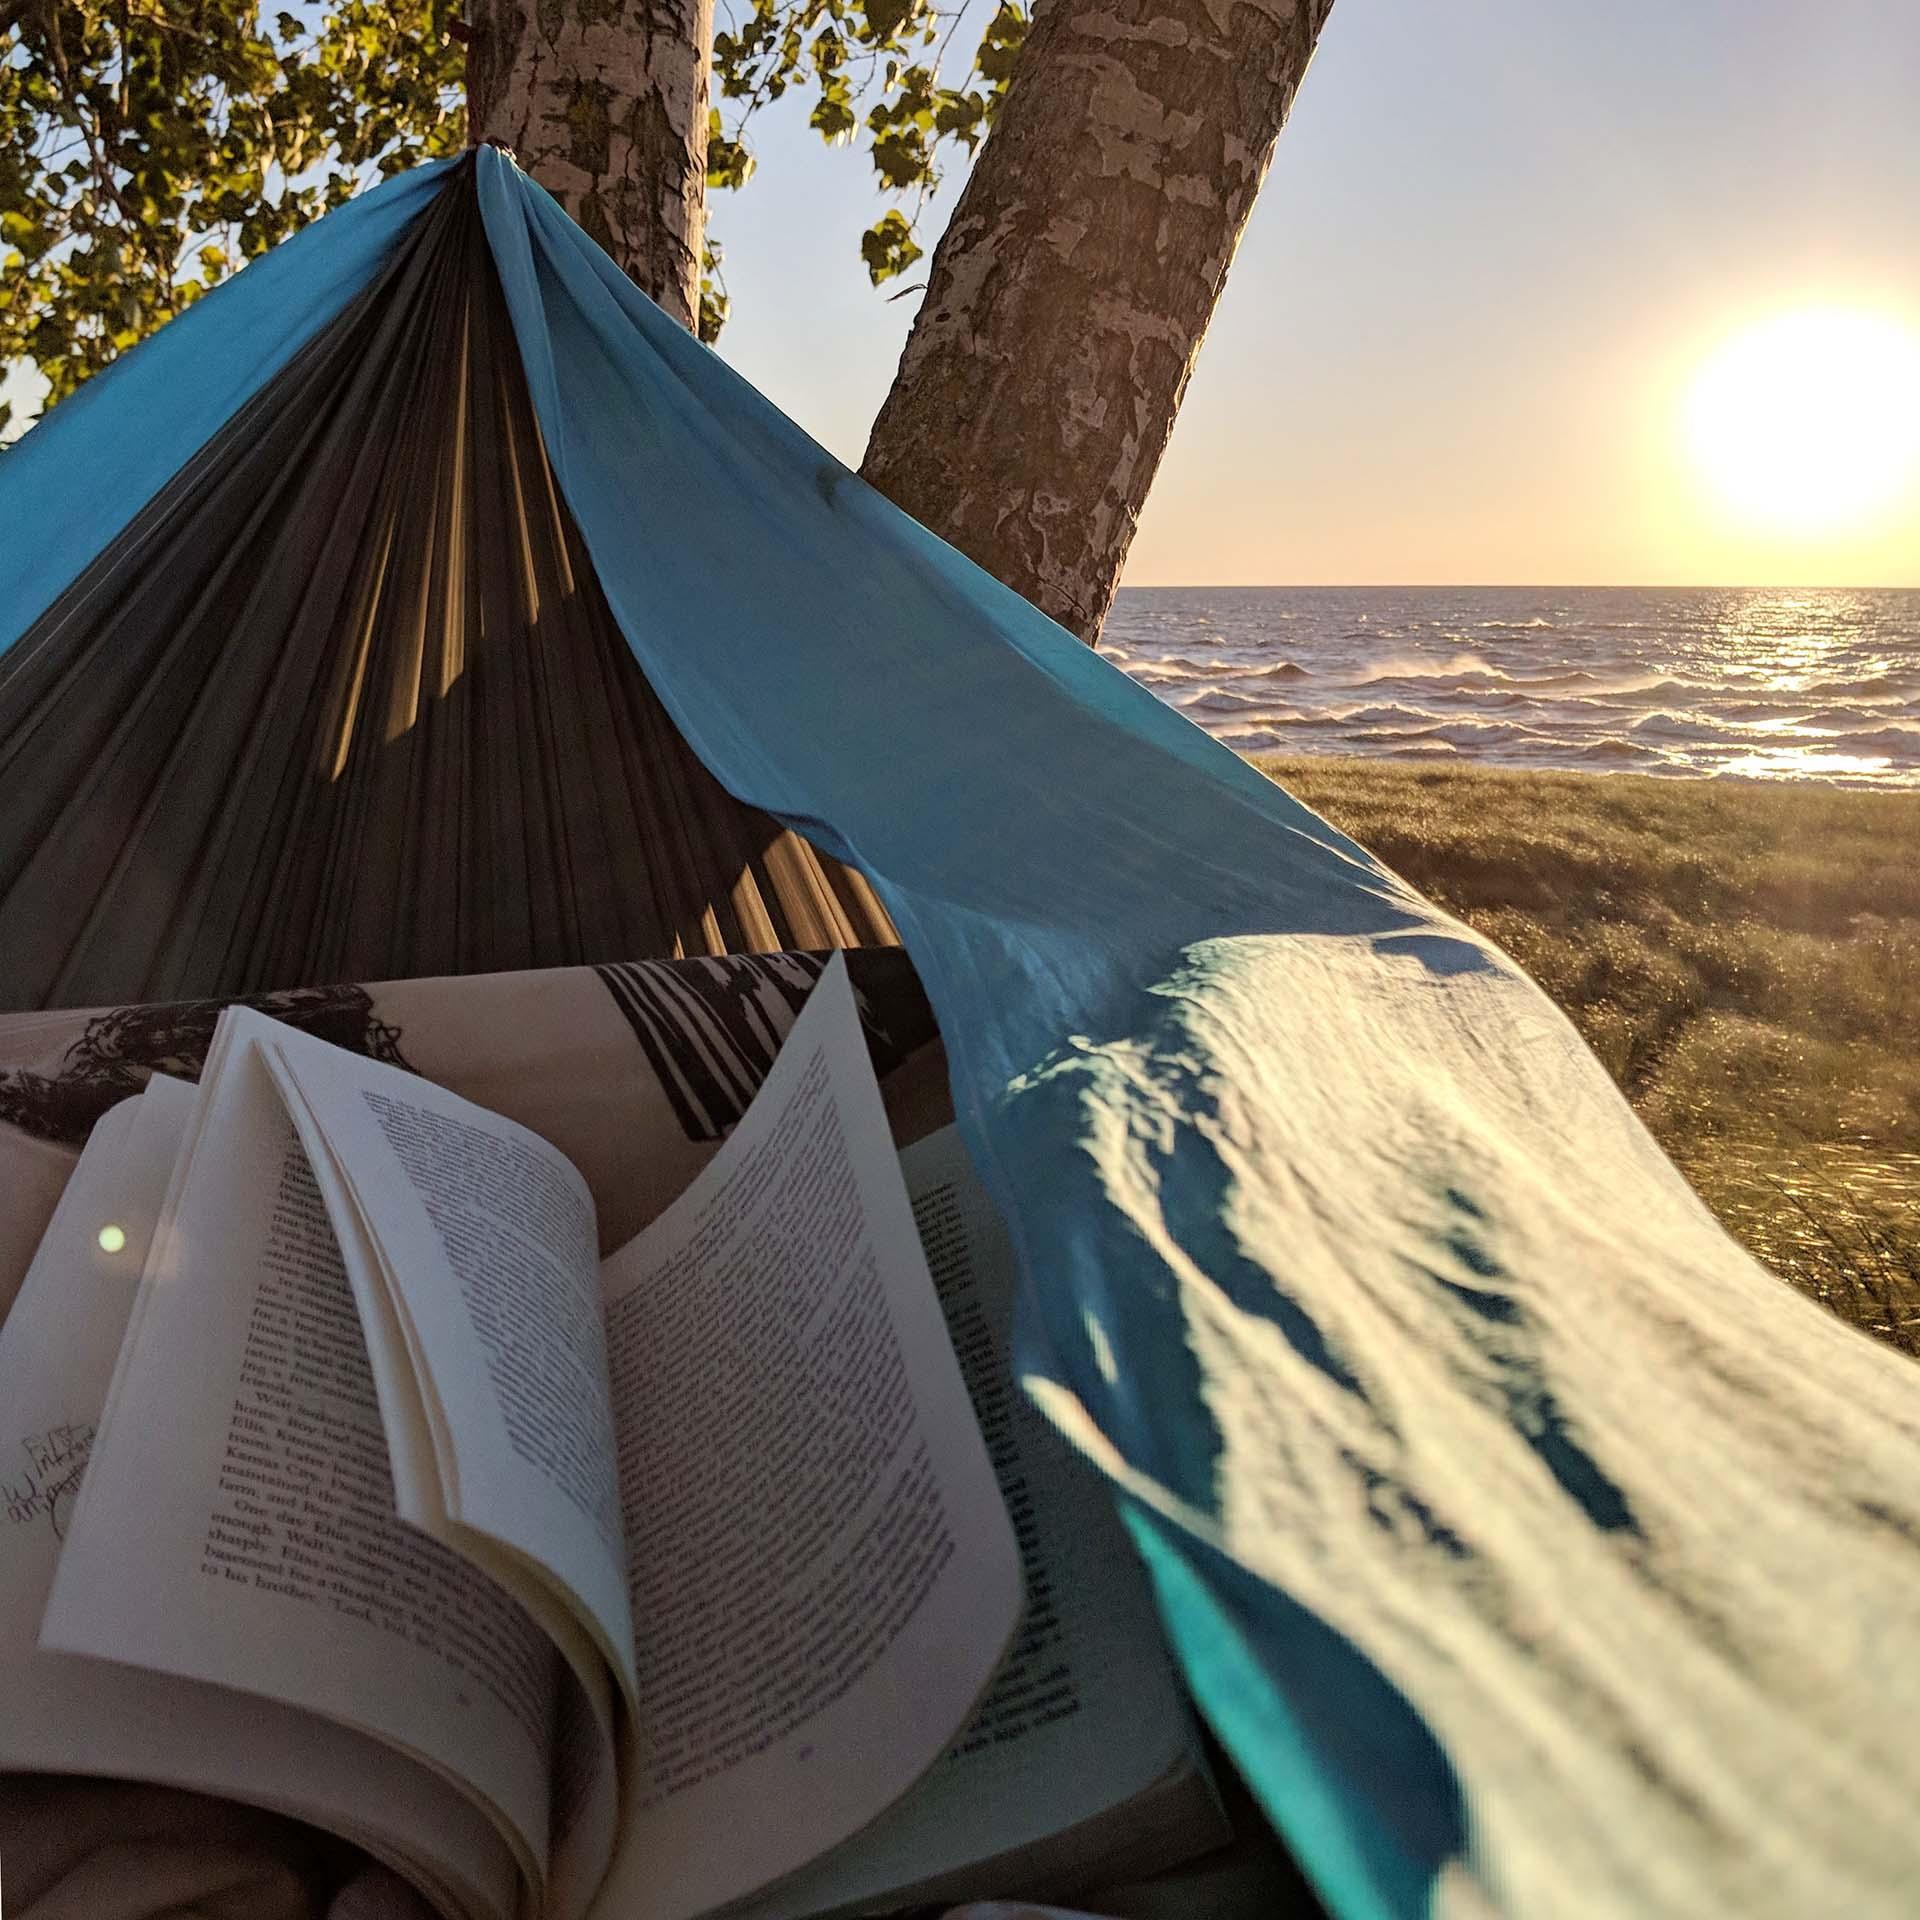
left=1104, top=584, right=1920, bottom=788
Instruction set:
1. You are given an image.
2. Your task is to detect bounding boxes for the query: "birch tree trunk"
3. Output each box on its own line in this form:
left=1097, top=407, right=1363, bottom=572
left=466, top=0, right=711, bottom=331
left=861, top=0, right=1335, bottom=642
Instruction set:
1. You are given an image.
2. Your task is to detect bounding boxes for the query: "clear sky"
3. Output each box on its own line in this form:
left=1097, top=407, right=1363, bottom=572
left=6, top=0, right=1917, bottom=585
left=710, top=0, right=1920, bottom=587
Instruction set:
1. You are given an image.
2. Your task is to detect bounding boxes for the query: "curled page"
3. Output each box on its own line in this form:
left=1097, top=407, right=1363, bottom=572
left=590, top=953, right=1022, bottom=1920
left=250, top=1010, right=638, bottom=1714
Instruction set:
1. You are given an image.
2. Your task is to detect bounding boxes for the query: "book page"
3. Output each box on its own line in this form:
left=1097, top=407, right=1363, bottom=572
left=252, top=1012, right=638, bottom=1710
left=734, top=1122, right=1220, bottom=1917
left=281, top=1099, right=624, bottom=1920
left=587, top=955, right=1023, bottom=1920
left=41, top=1025, right=557, bottom=1894
left=248, top=1012, right=631, bottom=1919
left=1, top=1079, right=520, bottom=1920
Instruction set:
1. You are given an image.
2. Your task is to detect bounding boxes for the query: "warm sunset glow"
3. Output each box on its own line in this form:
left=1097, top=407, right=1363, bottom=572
left=1683, top=308, right=1920, bottom=537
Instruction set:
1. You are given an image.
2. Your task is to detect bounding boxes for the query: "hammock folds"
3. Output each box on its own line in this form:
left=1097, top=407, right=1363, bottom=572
left=0, top=161, right=890, bottom=1007
left=5, top=149, right=1920, bottom=1920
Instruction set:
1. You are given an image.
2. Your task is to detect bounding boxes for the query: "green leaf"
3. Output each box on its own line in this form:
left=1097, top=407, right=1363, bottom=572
left=868, top=126, right=928, bottom=190
left=859, top=0, right=914, bottom=48
left=975, top=1, right=1028, bottom=87
left=699, top=237, right=729, bottom=343
left=859, top=207, right=922, bottom=284
left=808, top=73, right=855, bottom=141
left=707, top=122, right=758, bottom=191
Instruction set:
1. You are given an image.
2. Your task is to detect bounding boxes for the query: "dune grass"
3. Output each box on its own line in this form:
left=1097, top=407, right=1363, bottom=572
left=1255, top=754, right=1920, bottom=1355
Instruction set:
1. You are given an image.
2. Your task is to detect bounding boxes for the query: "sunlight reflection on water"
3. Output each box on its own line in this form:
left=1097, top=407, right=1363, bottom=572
left=1107, top=585, right=1920, bottom=788
left=1722, top=748, right=1896, bottom=781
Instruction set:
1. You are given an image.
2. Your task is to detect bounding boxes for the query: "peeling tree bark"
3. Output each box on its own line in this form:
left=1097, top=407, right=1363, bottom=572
left=861, top=0, right=1335, bottom=642
left=466, top=0, right=711, bottom=331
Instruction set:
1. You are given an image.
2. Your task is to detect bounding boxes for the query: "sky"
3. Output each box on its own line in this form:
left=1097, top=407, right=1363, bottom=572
left=6, top=0, right=1918, bottom=586
left=706, top=0, right=1920, bottom=587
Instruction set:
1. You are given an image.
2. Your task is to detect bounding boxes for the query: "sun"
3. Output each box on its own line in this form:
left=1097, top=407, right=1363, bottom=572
left=1683, top=306, right=1920, bottom=537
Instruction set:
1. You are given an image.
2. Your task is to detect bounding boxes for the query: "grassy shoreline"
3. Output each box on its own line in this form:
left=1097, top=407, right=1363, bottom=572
left=1254, top=754, right=1920, bottom=1354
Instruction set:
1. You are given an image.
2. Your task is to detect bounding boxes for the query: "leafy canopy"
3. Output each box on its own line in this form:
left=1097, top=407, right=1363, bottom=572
left=710, top=0, right=1025, bottom=285
left=0, top=0, right=1027, bottom=418
left=0, top=0, right=465, bottom=418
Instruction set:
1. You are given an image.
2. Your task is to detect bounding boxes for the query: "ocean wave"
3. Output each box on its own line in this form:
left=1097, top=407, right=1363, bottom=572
left=1101, top=585, right=1920, bottom=788
left=1598, top=678, right=1705, bottom=705
left=1347, top=651, right=1497, bottom=686
left=1424, top=719, right=1560, bottom=748
left=1824, top=726, right=1920, bottom=764
left=1507, top=668, right=1686, bottom=694
left=1332, top=702, right=1436, bottom=726
left=1342, top=664, right=1676, bottom=700
left=1180, top=686, right=1291, bottom=715
left=1797, top=706, right=1891, bottom=729
left=1717, top=699, right=1818, bottom=722
left=1787, top=674, right=1917, bottom=702
left=1345, top=725, right=1447, bottom=744
left=1577, top=737, right=1660, bottom=763
left=1132, top=655, right=1314, bottom=689
left=1130, top=654, right=1217, bottom=677
left=1446, top=690, right=1534, bottom=709
left=1343, top=720, right=1555, bottom=749
left=1627, top=711, right=1704, bottom=738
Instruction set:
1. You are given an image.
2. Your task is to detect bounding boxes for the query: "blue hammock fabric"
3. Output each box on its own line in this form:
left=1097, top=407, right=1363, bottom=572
left=6, top=152, right=1919, bottom=1919
left=0, top=160, right=459, bottom=652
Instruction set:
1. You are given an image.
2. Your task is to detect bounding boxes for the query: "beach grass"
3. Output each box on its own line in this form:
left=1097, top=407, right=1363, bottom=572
left=1256, top=754, right=1920, bottom=1355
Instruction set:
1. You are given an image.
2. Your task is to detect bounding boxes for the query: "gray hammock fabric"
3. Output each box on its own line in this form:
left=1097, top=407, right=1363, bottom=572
left=0, top=168, right=892, bottom=1010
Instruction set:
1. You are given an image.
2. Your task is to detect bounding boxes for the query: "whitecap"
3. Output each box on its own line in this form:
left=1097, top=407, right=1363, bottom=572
left=1347, top=651, right=1498, bottom=686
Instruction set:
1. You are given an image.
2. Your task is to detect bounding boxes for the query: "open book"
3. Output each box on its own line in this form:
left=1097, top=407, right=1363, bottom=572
left=1, top=956, right=1225, bottom=1920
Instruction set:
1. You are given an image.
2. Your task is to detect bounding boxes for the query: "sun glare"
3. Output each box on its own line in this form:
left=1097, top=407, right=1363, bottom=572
left=1683, top=307, right=1920, bottom=537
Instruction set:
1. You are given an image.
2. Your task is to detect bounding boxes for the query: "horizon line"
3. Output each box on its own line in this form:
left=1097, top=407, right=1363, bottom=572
left=1115, top=581, right=1920, bottom=594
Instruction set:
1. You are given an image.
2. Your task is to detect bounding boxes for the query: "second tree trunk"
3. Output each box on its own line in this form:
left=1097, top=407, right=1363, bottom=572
left=862, top=0, right=1336, bottom=643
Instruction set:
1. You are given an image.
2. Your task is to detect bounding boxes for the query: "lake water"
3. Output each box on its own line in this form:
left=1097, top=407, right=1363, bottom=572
left=1103, top=585, right=1920, bottom=788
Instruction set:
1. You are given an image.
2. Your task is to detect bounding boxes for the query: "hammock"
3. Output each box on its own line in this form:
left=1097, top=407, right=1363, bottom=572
left=0, top=162, right=889, bottom=1007
left=4, top=148, right=1918, bottom=1920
